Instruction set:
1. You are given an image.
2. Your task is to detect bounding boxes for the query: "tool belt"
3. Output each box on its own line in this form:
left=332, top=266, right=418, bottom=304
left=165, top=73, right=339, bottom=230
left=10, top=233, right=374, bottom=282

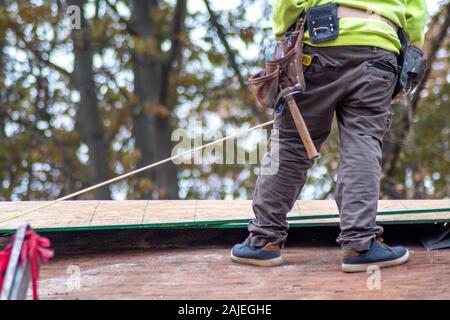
left=248, top=4, right=426, bottom=108
left=248, top=4, right=400, bottom=111
left=248, top=18, right=306, bottom=111
left=306, top=4, right=427, bottom=98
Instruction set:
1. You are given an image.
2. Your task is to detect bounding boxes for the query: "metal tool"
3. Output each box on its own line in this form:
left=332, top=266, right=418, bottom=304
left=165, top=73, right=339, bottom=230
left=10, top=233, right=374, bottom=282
left=1, top=224, right=31, bottom=300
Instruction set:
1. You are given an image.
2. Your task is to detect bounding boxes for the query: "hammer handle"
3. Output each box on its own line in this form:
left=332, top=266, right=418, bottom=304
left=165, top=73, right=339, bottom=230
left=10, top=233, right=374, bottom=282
left=287, top=99, right=319, bottom=160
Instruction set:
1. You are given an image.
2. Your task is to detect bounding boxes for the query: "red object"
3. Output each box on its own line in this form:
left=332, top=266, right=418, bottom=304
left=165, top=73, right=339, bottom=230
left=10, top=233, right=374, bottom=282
left=0, top=246, right=12, bottom=293
left=0, top=228, right=53, bottom=300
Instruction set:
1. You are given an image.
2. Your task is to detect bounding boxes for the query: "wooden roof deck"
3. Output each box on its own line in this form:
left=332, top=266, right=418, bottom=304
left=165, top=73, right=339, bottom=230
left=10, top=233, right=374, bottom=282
left=0, top=200, right=449, bottom=233
left=1, top=200, right=448, bottom=300
left=35, top=244, right=450, bottom=300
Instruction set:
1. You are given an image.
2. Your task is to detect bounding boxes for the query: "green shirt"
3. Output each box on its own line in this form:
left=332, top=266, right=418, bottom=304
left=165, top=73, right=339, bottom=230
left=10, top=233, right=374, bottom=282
left=273, top=0, right=426, bottom=53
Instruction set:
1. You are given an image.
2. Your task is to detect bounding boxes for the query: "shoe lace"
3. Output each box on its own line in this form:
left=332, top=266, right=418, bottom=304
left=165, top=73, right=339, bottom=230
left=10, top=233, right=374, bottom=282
left=242, top=233, right=254, bottom=246
left=376, top=238, right=395, bottom=253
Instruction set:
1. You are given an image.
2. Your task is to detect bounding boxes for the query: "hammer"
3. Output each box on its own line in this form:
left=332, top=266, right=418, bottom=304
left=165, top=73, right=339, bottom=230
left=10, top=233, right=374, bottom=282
left=279, top=91, right=319, bottom=160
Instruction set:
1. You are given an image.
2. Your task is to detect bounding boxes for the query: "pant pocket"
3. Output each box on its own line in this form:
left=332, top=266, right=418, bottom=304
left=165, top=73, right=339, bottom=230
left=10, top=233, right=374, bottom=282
left=303, top=51, right=338, bottom=74
left=366, top=59, right=398, bottom=90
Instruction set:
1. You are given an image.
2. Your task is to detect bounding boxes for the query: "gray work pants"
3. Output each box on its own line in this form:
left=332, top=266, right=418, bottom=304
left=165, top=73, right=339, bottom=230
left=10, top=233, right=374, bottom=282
left=248, top=45, right=397, bottom=251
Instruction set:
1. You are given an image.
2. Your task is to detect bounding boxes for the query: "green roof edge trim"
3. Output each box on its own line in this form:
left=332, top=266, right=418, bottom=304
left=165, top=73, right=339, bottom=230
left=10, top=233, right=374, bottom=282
left=0, top=207, right=448, bottom=234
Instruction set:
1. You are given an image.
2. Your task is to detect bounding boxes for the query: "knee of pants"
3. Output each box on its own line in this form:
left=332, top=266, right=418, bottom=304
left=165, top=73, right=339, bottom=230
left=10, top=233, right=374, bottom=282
left=257, top=165, right=306, bottom=196
left=338, top=137, right=383, bottom=172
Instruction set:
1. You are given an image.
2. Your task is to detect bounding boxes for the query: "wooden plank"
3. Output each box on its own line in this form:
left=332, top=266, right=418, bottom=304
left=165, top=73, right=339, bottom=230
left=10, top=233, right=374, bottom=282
left=143, top=200, right=197, bottom=224
left=297, top=200, right=338, bottom=215
left=90, top=201, right=147, bottom=226
left=0, top=201, right=98, bottom=231
left=0, top=200, right=449, bottom=232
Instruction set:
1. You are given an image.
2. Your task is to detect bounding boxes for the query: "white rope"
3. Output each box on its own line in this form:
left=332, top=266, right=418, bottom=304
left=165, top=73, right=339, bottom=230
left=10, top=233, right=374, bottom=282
left=0, top=120, right=275, bottom=224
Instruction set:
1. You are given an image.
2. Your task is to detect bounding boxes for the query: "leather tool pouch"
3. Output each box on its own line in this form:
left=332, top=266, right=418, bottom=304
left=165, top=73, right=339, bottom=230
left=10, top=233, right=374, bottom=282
left=248, top=18, right=306, bottom=110
left=306, top=3, right=339, bottom=44
left=393, top=29, right=427, bottom=98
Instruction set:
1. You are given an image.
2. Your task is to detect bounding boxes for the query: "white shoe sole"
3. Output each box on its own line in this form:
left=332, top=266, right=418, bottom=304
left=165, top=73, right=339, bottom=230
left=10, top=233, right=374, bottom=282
left=230, top=250, right=283, bottom=267
left=341, top=249, right=410, bottom=273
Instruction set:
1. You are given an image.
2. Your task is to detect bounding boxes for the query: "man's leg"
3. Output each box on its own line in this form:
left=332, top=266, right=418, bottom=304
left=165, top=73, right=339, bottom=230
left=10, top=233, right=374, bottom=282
left=335, top=49, right=397, bottom=251
left=335, top=47, right=409, bottom=271
left=231, top=45, right=340, bottom=266
left=231, top=112, right=333, bottom=266
left=230, top=116, right=316, bottom=267
left=247, top=114, right=317, bottom=248
left=335, top=102, right=388, bottom=251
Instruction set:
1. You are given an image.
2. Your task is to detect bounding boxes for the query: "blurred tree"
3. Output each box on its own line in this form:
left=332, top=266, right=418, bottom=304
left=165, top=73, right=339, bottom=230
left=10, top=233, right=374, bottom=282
left=0, top=0, right=84, bottom=200
left=382, top=1, right=450, bottom=199
left=125, top=0, right=186, bottom=199
left=69, top=0, right=111, bottom=199
left=0, top=0, right=447, bottom=202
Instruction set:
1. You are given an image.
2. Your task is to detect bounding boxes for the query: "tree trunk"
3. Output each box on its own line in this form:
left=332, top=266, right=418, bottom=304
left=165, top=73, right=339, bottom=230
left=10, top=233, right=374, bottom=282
left=130, top=0, right=182, bottom=199
left=69, top=0, right=111, bottom=199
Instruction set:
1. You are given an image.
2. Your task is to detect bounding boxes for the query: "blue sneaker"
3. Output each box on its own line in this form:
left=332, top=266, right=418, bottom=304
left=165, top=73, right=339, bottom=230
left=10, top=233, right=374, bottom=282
left=341, top=238, right=410, bottom=273
left=231, top=239, right=283, bottom=267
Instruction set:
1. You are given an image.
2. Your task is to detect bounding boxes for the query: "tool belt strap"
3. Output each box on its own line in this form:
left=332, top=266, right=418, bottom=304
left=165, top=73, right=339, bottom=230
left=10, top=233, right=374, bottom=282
left=337, top=6, right=398, bottom=32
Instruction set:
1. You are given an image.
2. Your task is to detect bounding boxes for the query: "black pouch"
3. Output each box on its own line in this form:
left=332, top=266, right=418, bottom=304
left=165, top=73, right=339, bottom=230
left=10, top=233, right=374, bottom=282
left=306, top=3, right=339, bottom=44
left=393, top=29, right=427, bottom=98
